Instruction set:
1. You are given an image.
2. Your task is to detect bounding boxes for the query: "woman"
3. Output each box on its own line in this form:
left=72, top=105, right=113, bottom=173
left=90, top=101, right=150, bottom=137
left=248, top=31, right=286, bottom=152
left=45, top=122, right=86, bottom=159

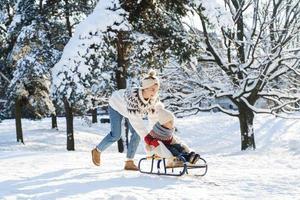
left=91, top=69, right=161, bottom=170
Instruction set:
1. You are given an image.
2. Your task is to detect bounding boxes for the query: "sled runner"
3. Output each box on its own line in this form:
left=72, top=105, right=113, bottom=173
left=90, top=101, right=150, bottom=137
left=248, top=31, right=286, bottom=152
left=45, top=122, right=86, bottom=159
left=138, top=154, right=208, bottom=177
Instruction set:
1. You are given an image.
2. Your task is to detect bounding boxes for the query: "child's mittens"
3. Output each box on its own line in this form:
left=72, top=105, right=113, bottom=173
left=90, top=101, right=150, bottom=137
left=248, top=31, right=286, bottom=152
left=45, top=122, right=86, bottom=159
left=144, top=134, right=160, bottom=147
left=150, top=139, right=159, bottom=147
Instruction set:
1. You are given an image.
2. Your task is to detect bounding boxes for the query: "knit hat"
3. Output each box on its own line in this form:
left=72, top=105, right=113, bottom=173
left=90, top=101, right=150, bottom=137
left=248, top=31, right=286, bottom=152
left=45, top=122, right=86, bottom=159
left=156, top=103, right=175, bottom=125
left=141, top=69, right=160, bottom=89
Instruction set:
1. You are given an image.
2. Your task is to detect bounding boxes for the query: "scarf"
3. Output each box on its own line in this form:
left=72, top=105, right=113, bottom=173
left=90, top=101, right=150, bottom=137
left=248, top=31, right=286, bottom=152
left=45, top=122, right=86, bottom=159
left=124, top=88, right=158, bottom=115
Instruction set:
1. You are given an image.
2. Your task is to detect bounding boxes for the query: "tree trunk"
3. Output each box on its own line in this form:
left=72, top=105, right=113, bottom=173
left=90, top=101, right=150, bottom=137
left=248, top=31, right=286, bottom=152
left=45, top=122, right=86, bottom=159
left=115, top=69, right=127, bottom=89
left=232, top=0, right=245, bottom=63
left=92, top=108, right=97, bottom=123
left=6, top=3, right=13, bottom=25
left=64, top=99, right=74, bottom=151
left=238, top=103, right=256, bottom=150
left=51, top=114, right=58, bottom=130
left=15, top=100, right=24, bottom=144
left=64, top=0, right=72, bottom=37
left=116, top=31, right=128, bottom=89
left=39, top=0, right=43, bottom=14
left=116, top=31, right=130, bottom=153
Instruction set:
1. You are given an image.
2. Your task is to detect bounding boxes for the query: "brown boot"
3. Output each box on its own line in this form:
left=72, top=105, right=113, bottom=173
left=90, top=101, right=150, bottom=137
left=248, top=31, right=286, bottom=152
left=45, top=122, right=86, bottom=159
left=124, top=160, right=138, bottom=171
left=91, top=148, right=101, bottom=166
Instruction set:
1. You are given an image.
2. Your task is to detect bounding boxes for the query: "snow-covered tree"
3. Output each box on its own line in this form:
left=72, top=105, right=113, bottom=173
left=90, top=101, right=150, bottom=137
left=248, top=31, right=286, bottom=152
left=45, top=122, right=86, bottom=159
left=0, top=0, right=20, bottom=104
left=166, top=0, right=300, bottom=150
left=5, top=18, right=60, bottom=143
left=0, top=0, right=97, bottom=131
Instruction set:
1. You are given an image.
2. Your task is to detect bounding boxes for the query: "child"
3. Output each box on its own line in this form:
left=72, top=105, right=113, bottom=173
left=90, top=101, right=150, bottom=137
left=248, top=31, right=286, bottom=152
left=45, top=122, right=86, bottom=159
left=144, top=104, right=200, bottom=165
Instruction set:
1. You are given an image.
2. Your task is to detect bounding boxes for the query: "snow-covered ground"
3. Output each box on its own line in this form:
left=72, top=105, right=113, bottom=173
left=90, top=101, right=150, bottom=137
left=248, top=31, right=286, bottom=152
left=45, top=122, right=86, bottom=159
left=0, top=113, right=300, bottom=200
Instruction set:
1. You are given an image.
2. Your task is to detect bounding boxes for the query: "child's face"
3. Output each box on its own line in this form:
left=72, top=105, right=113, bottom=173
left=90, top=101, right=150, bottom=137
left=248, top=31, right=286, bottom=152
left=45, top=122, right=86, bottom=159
left=162, top=120, right=174, bottom=129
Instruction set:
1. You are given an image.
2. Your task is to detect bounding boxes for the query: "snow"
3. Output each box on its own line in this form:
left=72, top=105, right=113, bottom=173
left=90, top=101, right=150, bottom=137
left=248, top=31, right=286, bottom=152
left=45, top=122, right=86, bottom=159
left=7, top=14, right=21, bottom=33
left=193, top=0, right=234, bottom=29
left=1, top=113, right=300, bottom=199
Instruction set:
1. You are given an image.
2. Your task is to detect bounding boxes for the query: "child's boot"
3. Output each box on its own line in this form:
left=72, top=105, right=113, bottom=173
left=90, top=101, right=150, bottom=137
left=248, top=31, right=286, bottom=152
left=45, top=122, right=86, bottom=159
left=188, top=152, right=196, bottom=163
left=191, top=154, right=201, bottom=164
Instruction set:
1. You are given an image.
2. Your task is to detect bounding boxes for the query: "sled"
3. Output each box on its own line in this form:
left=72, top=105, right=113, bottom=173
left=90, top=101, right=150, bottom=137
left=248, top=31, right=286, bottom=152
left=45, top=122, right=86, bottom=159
left=138, top=154, right=208, bottom=177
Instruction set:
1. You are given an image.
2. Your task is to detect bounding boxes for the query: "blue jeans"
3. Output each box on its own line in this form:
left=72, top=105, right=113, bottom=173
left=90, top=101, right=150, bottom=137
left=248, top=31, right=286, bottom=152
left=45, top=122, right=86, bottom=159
left=96, top=106, right=141, bottom=159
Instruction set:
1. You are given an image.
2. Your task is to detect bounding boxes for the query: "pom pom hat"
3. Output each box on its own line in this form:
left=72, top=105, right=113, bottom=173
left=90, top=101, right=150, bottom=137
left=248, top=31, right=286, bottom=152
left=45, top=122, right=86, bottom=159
left=156, top=103, right=175, bottom=125
left=141, top=69, right=160, bottom=89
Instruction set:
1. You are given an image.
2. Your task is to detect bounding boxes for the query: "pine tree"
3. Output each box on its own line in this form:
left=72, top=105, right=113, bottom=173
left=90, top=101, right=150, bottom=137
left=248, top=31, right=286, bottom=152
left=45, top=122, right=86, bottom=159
left=5, top=17, right=60, bottom=143
left=0, top=0, right=18, bottom=107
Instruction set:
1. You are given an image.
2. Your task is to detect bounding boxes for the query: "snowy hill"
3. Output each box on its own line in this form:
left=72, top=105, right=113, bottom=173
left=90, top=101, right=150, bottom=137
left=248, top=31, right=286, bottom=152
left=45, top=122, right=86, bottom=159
left=0, top=113, right=300, bottom=199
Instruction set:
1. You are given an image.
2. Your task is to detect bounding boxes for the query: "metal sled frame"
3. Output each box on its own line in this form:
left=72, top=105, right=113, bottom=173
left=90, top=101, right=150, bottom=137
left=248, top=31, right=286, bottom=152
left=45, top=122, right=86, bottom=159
left=138, top=155, right=208, bottom=177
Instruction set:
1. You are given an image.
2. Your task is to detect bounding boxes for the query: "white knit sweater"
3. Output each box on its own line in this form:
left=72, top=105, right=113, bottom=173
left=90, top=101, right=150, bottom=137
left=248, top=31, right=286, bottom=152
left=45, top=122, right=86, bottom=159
left=109, top=88, right=160, bottom=137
